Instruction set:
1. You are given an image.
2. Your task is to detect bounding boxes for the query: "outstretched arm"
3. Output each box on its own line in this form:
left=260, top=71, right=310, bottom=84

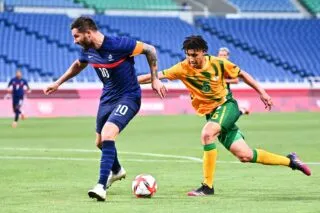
left=44, top=60, right=87, bottom=95
left=141, top=43, right=167, bottom=98
left=238, top=70, right=273, bottom=110
left=138, top=71, right=167, bottom=84
left=225, top=78, right=239, bottom=84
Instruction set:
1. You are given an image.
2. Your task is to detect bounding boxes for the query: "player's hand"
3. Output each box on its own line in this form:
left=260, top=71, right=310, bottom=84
left=151, top=79, right=167, bottom=99
left=27, top=89, right=32, bottom=94
left=44, top=83, right=59, bottom=95
left=260, top=92, right=273, bottom=111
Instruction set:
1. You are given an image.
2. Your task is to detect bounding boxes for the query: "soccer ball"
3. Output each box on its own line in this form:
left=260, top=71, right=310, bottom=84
left=132, top=174, right=157, bottom=198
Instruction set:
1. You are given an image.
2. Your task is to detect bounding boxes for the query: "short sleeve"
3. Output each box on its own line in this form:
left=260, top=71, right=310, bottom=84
left=116, top=37, right=136, bottom=55
left=162, top=63, right=183, bottom=80
left=130, top=41, right=144, bottom=57
left=223, top=59, right=241, bottom=79
left=78, top=49, right=88, bottom=63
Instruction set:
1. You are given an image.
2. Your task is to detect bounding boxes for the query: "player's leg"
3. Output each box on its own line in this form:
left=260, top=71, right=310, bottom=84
left=88, top=104, right=114, bottom=201
left=88, top=121, right=119, bottom=201
left=96, top=134, right=122, bottom=174
left=88, top=98, right=140, bottom=201
left=187, top=121, right=219, bottom=196
left=19, top=98, right=25, bottom=120
left=188, top=98, right=241, bottom=196
left=105, top=98, right=140, bottom=188
left=12, top=99, right=20, bottom=128
left=96, top=129, right=125, bottom=190
left=95, top=133, right=102, bottom=150
left=188, top=99, right=241, bottom=196
left=229, top=137, right=311, bottom=176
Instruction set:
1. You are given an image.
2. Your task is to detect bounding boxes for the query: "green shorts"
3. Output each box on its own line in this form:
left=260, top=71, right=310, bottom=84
left=205, top=98, right=244, bottom=150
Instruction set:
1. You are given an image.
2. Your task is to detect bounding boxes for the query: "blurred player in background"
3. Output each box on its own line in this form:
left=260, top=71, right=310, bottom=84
left=217, top=47, right=249, bottom=115
left=138, top=35, right=311, bottom=196
left=6, top=69, right=31, bottom=128
left=44, top=17, right=166, bottom=201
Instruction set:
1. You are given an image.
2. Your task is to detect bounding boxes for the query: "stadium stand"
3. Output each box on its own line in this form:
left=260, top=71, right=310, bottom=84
left=299, top=0, right=320, bottom=14
left=196, top=17, right=318, bottom=79
left=0, top=12, right=314, bottom=83
left=228, top=0, right=299, bottom=12
left=4, top=0, right=83, bottom=8
left=0, top=13, right=182, bottom=82
left=76, top=0, right=179, bottom=12
left=0, top=0, right=318, bottom=83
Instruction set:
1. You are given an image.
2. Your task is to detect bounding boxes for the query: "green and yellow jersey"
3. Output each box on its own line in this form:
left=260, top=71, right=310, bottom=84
left=162, top=55, right=240, bottom=115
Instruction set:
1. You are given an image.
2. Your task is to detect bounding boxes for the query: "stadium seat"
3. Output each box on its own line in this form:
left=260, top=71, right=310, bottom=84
left=228, top=0, right=298, bottom=12
left=76, top=0, right=178, bottom=12
left=4, top=0, right=83, bottom=8
left=0, top=13, right=315, bottom=83
left=197, top=17, right=319, bottom=80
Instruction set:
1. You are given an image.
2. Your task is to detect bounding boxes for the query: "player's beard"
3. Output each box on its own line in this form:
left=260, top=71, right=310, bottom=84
left=79, top=37, right=93, bottom=50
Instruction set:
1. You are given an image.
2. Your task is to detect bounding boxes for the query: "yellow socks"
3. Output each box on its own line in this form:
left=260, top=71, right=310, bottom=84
left=251, top=149, right=290, bottom=166
left=203, top=143, right=217, bottom=188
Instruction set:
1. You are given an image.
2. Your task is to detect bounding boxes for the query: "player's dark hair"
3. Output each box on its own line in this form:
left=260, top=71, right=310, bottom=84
left=182, top=35, right=208, bottom=52
left=71, top=16, right=98, bottom=32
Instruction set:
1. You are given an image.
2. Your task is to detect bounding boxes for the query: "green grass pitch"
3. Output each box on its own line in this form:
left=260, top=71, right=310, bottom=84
left=0, top=112, right=319, bottom=213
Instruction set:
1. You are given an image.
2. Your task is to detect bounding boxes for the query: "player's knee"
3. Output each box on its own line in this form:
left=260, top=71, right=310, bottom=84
left=236, top=153, right=253, bottom=163
left=101, top=122, right=119, bottom=141
left=101, top=132, right=117, bottom=141
left=201, top=132, right=211, bottom=144
left=201, top=129, right=219, bottom=145
left=201, top=130, right=218, bottom=145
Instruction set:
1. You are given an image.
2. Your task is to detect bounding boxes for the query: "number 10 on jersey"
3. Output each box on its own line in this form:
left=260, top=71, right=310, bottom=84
left=99, top=68, right=110, bottom=78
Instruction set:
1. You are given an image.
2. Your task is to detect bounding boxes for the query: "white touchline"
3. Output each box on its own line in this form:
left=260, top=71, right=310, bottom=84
left=0, top=147, right=202, bottom=162
left=0, top=156, right=193, bottom=163
left=0, top=147, right=319, bottom=165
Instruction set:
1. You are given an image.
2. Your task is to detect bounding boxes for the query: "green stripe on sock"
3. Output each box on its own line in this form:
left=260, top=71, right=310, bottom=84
left=251, top=149, right=257, bottom=163
left=204, top=143, right=216, bottom=151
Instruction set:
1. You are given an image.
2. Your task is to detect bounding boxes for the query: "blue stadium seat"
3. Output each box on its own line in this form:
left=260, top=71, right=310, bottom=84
left=197, top=17, right=319, bottom=80
left=4, top=0, right=83, bottom=8
left=228, top=0, right=298, bottom=12
left=0, top=13, right=313, bottom=83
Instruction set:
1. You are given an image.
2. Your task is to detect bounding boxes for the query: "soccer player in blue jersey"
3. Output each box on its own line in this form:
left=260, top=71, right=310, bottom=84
left=7, top=69, right=31, bottom=128
left=44, top=17, right=167, bottom=201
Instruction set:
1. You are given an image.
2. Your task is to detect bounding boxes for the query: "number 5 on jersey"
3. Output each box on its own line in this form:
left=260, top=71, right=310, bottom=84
left=99, top=68, right=110, bottom=78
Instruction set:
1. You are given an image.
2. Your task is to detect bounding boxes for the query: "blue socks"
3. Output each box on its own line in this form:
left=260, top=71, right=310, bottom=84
left=98, top=140, right=116, bottom=188
left=14, top=108, right=20, bottom=122
left=112, top=149, right=121, bottom=174
left=14, top=112, right=19, bottom=122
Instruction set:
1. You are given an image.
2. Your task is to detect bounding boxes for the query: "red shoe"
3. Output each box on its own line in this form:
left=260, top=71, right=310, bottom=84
left=287, top=152, right=311, bottom=176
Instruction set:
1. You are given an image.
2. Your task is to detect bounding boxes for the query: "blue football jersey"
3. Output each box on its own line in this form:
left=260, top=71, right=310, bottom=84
left=79, top=36, right=141, bottom=103
left=8, top=77, right=29, bottom=97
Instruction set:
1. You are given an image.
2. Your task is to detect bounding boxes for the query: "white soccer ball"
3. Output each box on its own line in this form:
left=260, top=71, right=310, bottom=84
left=132, top=174, right=157, bottom=198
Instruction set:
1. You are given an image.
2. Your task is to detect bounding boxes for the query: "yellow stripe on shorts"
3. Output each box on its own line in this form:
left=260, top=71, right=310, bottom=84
left=219, top=106, right=226, bottom=125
